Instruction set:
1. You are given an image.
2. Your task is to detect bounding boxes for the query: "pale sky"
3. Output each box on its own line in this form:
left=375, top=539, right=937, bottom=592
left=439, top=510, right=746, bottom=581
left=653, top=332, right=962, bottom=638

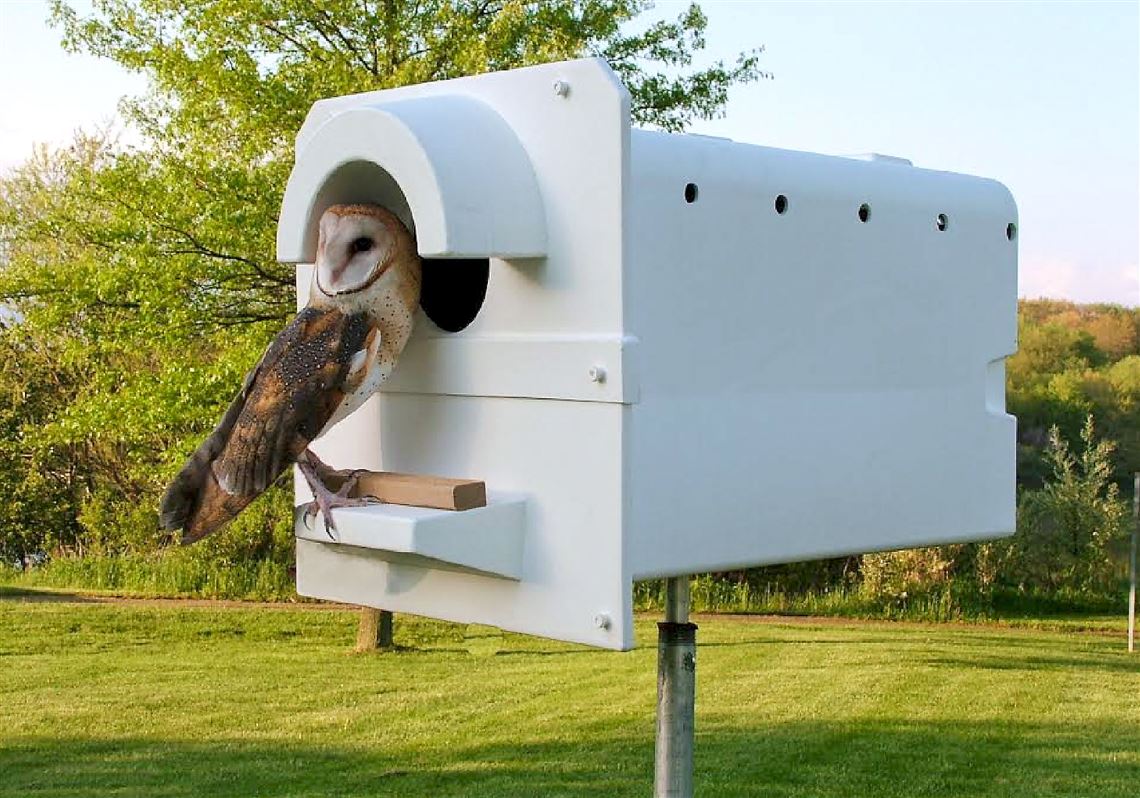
left=1, top=0, right=1137, bottom=306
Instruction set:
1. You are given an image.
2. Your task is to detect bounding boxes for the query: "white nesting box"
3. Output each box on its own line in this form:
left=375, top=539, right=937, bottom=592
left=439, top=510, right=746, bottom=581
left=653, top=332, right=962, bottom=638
left=278, top=58, right=1018, bottom=651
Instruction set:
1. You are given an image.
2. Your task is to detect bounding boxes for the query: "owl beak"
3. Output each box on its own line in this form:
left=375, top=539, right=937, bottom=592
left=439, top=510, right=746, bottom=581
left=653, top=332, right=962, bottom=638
left=328, top=256, right=351, bottom=285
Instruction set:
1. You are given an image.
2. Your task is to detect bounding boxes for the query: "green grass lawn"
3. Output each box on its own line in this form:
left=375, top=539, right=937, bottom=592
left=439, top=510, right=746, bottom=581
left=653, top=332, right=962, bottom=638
left=2, top=594, right=1137, bottom=797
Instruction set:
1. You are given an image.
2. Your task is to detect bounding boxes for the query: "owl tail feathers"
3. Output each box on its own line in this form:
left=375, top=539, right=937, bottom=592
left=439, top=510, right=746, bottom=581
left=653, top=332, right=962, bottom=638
left=160, top=380, right=256, bottom=545
left=160, top=454, right=253, bottom=545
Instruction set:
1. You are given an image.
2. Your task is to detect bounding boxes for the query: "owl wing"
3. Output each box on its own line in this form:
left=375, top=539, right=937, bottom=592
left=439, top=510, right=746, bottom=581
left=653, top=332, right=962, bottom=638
left=160, top=305, right=376, bottom=543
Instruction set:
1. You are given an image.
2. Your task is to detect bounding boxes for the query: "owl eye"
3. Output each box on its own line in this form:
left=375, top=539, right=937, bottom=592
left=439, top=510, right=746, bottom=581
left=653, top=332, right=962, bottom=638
left=349, top=236, right=373, bottom=254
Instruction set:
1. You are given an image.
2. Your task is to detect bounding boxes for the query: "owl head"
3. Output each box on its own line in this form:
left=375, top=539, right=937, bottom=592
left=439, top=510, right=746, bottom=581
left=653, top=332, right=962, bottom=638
left=313, top=204, right=415, bottom=296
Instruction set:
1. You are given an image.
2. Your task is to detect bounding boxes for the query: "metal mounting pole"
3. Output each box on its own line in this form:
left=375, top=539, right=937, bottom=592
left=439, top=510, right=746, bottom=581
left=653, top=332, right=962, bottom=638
left=655, top=576, right=696, bottom=797
left=1129, top=474, right=1137, bottom=654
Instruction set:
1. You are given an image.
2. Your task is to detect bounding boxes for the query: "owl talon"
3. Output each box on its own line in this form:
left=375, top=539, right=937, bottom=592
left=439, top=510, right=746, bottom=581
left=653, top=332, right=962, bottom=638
left=302, top=502, right=320, bottom=530
left=299, top=500, right=336, bottom=538
left=298, top=454, right=384, bottom=541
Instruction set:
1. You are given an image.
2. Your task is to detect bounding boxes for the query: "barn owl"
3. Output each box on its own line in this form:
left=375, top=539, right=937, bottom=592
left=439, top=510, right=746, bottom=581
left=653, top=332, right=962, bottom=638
left=160, top=204, right=421, bottom=544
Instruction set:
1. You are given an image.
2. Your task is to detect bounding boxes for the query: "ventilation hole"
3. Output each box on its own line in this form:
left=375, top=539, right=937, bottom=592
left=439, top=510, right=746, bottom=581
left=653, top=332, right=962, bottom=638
left=684, top=183, right=699, bottom=203
left=419, top=258, right=489, bottom=333
left=858, top=203, right=871, bottom=223
left=774, top=194, right=788, bottom=215
left=936, top=213, right=949, bottom=231
left=1006, top=222, right=1017, bottom=241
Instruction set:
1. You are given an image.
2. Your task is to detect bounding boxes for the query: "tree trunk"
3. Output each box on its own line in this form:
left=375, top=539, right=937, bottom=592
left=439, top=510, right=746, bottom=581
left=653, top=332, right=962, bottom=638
left=355, top=607, right=395, bottom=651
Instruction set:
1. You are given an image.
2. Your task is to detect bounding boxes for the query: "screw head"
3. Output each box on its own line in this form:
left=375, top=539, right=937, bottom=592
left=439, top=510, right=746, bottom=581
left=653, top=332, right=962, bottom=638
left=594, top=613, right=611, bottom=631
left=588, top=365, right=606, bottom=384
left=552, top=79, right=570, bottom=97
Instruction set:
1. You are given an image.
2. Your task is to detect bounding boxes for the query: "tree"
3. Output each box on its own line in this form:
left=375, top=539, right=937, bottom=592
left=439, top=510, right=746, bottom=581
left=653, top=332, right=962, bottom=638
left=1007, top=301, right=1140, bottom=488
left=0, top=320, right=85, bottom=567
left=1086, top=311, right=1137, bottom=360
left=0, top=1, right=766, bottom=563
left=991, top=417, right=1128, bottom=596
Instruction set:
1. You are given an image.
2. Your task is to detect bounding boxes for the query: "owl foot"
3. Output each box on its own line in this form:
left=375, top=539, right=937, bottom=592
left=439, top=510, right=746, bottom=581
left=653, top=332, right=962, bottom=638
left=330, top=468, right=368, bottom=499
left=300, top=492, right=380, bottom=540
left=297, top=452, right=381, bottom=539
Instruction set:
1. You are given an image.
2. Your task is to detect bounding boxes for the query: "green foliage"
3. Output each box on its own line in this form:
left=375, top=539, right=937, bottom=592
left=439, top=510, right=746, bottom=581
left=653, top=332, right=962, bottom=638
left=0, top=488, right=295, bottom=598
left=985, top=417, right=1128, bottom=596
left=0, top=322, right=85, bottom=566
left=1008, top=299, right=1140, bottom=486
left=0, top=135, right=282, bottom=563
left=0, top=550, right=293, bottom=601
left=0, top=1, right=764, bottom=567
left=860, top=545, right=973, bottom=604
left=634, top=573, right=1122, bottom=623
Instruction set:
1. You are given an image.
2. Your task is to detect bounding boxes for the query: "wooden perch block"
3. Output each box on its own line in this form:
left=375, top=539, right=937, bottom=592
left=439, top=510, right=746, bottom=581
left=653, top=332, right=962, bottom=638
left=326, top=470, right=487, bottom=511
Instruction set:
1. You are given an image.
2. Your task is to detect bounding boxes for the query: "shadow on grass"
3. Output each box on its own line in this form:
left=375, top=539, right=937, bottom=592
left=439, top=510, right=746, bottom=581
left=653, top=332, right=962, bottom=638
left=0, top=585, right=98, bottom=603
left=694, top=636, right=912, bottom=649
left=926, top=653, right=1140, bottom=674
left=3, top=719, right=1137, bottom=798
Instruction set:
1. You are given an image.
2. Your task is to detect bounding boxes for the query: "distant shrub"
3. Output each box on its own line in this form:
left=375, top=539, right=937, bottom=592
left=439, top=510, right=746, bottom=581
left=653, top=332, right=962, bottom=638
left=986, top=417, right=1128, bottom=597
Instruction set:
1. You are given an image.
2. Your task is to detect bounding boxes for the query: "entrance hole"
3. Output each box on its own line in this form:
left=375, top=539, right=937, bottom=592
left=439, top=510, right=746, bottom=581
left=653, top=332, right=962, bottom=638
left=419, top=258, right=490, bottom=333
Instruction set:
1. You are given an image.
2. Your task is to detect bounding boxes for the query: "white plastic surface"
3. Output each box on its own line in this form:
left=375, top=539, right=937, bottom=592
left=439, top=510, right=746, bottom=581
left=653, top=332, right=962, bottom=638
left=294, top=494, right=527, bottom=580
left=278, top=95, right=546, bottom=261
left=281, top=58, right=1017, bottom=651
left=381, top=333, right=639, bottom=403
left=289, top=59, right=634, bottom=650
left=623, top=130, right=1017, bottom=579
left=305, top=394, right=630, bottom=649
